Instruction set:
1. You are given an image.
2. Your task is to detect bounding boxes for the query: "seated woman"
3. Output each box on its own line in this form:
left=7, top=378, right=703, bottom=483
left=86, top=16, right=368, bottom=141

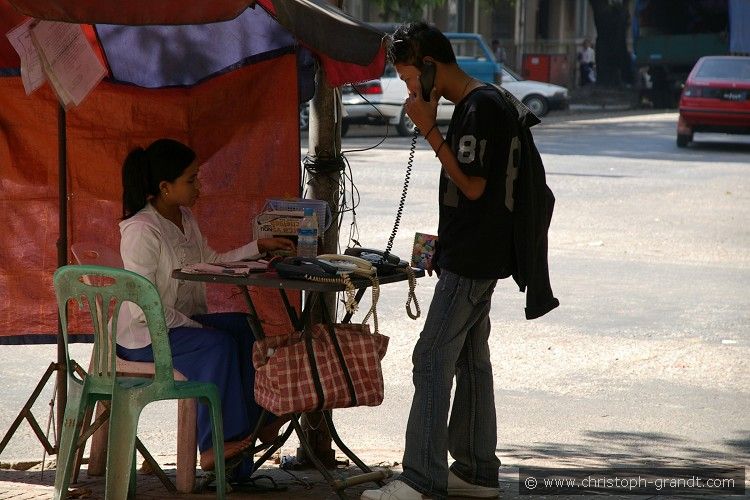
left=116, top=138, right=293, bottom=476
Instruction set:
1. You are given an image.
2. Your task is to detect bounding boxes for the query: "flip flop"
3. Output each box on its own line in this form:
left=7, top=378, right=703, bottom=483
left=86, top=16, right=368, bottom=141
left=232, top=474, right=288, bottom=492
left=199, top=434, right=255, bottom=471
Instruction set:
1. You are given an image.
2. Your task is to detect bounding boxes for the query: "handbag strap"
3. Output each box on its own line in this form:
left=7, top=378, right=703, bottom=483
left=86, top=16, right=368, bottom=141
left=325, top=322, right=358, bottom=407
left=303, top=329, right=326, bottom=412
left=321, top=305, right=357, bottom=407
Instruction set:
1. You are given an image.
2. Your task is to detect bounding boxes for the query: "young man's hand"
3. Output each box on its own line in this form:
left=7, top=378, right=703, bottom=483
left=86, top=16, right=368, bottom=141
left=404, top=87, right=439, bottom=135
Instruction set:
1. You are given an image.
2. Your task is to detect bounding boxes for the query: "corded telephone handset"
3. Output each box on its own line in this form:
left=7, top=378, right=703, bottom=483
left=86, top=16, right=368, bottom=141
left=419, top=60, right=436, bottom=102
left=346, top=61, right=434, bottom=274
left=317, top=254, right=376, bottom=277
left=335, top=61, right=435, bottom=322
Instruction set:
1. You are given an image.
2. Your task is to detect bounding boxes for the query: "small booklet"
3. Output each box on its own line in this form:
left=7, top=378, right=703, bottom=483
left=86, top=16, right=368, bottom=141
left=411, top=232, right=438, bottom=270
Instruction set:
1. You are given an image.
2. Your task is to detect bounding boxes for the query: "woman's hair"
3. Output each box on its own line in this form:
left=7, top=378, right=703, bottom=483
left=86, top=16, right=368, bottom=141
left=389, top=22, right=456, bottom=69
left=121, top=138, right=196, bottom=219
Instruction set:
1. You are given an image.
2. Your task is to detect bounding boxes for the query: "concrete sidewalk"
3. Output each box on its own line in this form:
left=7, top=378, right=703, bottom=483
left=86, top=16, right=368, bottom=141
left=0, top=458, right=529, bottom=499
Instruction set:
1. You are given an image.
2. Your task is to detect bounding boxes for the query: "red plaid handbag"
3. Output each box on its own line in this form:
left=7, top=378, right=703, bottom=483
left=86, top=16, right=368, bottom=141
left=252, top=323, right=389, bottom=414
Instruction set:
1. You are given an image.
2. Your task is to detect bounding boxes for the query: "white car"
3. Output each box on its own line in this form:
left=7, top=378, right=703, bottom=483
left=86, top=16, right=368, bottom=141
left=341, top=64, right=453, bottom=136
left=500, top=67, right=569, bottom=117
left=340, top=66, right=569, bottom=136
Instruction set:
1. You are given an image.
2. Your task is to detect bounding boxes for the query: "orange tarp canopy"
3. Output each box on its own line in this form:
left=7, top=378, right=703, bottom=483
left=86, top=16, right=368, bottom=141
left=0, top=54, right=300, bottom=340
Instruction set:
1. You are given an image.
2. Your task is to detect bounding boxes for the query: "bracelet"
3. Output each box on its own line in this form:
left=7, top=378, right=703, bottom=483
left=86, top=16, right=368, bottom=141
left=434, top=139, right=447, bottom=157
left=423, top=123, right=438, bottom=139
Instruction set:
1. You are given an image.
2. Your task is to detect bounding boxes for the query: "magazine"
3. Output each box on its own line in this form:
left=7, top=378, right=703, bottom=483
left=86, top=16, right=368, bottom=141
left=411, top=232, right=437, bottom=270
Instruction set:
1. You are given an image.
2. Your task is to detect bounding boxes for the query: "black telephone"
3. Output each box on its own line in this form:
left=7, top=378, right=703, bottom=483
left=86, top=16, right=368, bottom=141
left=344, top=247, right=408, bottom=274
left=419, top=60, right=436, bottom=101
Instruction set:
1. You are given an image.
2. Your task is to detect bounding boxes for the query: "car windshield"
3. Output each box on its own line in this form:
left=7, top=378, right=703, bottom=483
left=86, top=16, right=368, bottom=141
left=696, top=59, right=750, bottom=81
left=449, top=38, right=491, bottom=61
left=502, top=67, right=524, bottom=82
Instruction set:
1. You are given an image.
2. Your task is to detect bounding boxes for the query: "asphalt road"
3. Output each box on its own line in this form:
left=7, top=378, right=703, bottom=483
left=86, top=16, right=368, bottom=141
left=2, top=111, right=748, bottom=481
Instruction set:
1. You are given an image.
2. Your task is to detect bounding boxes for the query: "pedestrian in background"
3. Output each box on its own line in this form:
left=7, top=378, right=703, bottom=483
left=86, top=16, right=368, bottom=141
left=578, top=38, right=596, bottom=85
left=491, top=38, right=506, bottom=66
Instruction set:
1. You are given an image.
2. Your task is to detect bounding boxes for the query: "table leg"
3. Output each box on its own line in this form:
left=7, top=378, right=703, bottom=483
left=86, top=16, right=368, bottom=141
left=323, top=410, right=386, bottom=487
left=278, top=289, right=302, bottom=330
left=238, top=285, right=265, bottom=341
left=291, top=414, right=347, bottom=499
left=252, top=421, right=295, bottom=471
left=341, top=287, right=368, bottom=323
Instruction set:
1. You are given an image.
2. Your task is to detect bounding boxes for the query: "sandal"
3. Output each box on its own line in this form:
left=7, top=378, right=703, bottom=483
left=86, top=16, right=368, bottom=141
left=199, top=434, right=254, bottom=471
left=231, top=474, right=288, bottom=492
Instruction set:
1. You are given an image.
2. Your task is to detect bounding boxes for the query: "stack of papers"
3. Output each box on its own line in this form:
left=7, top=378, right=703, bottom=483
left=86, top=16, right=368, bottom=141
left=6, top=19, right=107, bottom=107
left=181, top=261, right=268, bottom=276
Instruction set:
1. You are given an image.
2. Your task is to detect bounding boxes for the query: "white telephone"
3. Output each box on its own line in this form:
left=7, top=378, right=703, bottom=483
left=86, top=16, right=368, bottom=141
left=316, top=254, right=376, bottom=277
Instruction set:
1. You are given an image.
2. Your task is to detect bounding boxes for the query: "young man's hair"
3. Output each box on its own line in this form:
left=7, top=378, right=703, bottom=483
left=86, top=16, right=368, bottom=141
left=389, top=22, right=456, bottom=68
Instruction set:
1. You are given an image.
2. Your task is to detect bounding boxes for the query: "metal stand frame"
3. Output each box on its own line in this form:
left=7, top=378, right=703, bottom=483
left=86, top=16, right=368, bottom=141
left=1, top=105, right=70, bottom=462
left=0, top=362, right=59, bottom=458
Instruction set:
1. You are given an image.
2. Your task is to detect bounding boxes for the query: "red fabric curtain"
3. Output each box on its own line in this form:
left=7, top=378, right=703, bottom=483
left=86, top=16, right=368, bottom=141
left=0, top=54, right=299, bottom=338
left=4, top=0, right=255, bottom=25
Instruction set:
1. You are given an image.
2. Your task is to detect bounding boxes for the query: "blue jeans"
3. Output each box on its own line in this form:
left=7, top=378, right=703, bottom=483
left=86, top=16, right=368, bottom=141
left=399, top=271, right=501, bottom=500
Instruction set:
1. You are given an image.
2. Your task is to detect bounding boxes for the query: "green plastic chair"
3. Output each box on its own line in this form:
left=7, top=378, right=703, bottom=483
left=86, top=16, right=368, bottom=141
left=52, top=265, right=226, bottom=499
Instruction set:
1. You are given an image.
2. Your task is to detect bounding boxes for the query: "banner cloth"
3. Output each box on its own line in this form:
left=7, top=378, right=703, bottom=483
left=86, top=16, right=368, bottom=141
left=0, top=54, right=300, bottom=341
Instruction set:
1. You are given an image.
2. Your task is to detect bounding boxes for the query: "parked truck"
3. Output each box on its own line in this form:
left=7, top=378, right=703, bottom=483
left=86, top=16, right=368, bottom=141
left=632, top=0, right=744, bottom=107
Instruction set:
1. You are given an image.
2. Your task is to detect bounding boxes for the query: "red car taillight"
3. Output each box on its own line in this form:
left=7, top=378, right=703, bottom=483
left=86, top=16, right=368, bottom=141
left=682, top=86, right=725, bottom=99
left=353, top=81, right=383, bottom=95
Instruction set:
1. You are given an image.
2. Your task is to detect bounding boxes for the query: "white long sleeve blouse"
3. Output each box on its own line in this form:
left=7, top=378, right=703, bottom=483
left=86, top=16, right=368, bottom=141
left=117, top=204, right=260, bottom=349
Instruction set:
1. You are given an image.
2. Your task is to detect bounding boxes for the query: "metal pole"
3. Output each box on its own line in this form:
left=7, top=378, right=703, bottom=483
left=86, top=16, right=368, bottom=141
left=296, top=0, right=344, bottom=468
left=55, top=103, right=67, bottom=448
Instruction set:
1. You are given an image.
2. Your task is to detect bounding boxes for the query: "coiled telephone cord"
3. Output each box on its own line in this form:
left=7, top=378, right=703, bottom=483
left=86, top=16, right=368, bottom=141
left=402, top=266, right=420, bottom=319
left=307, top=273, right=381, bottom=335
left=360, top=275, right=380, bottom=335
left=305, top=274, right=357, bottom=314
left=384, top=129, right=418, bottom=257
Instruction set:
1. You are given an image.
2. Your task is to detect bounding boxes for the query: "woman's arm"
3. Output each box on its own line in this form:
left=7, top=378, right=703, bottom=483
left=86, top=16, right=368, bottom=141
left=203, top=238, right=261, bottom=263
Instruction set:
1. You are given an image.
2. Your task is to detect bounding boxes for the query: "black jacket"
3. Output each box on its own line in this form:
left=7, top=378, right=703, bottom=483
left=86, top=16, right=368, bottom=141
left=497, top=87, right=560, bottom=319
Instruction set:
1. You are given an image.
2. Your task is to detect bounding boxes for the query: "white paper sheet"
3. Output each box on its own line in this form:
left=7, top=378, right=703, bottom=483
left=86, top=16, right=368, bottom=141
left=29, top=20, right=107, bottom=107
left=5, top=19, right=46, bottom=95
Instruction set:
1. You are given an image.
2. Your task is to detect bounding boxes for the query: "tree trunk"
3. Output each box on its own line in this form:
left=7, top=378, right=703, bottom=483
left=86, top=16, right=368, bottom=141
left=588, top=0, right=632, bottom=87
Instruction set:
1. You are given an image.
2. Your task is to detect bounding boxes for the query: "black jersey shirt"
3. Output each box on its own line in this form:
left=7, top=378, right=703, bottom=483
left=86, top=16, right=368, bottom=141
left=436, top=84, right=520, bottom=279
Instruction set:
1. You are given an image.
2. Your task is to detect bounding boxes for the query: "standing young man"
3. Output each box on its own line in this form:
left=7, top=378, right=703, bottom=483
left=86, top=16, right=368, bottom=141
left=362, top=22, right=558, bottom=500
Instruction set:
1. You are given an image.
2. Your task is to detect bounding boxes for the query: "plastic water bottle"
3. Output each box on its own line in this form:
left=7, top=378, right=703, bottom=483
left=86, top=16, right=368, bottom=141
left=297, top=207, right=318, bottom=258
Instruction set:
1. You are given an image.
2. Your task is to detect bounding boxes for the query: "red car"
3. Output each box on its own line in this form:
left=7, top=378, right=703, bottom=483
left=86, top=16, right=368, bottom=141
left=677, top=56, right=750, bottom=147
